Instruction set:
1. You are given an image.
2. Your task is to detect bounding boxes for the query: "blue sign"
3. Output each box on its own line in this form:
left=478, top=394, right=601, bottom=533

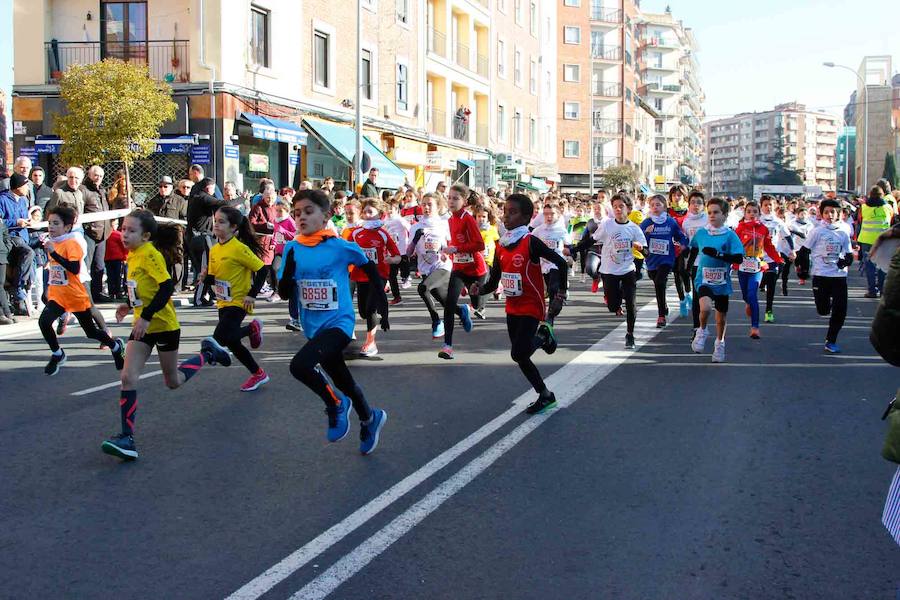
left=224, top=145, right=239, bottom=159
left=289, top=152, right=300, bottom=166
left=129, top=142, right=192, bottom=154
left=191, top=144, right=211, bottom=165
left=19, top=147, right=38, bottom=161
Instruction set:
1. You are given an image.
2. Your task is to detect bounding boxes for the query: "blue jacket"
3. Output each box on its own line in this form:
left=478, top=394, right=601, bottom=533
left=640, top=215, right=689, bottom=270
left=0, top=189, right=29, bottom=241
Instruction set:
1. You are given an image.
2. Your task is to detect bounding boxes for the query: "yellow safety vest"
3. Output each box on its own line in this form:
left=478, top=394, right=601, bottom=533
left=859, top=203, right=892, bottom=245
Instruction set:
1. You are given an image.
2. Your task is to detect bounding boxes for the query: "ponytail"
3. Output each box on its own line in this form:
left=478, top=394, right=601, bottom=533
left=127, top=209, right=184, bottom=269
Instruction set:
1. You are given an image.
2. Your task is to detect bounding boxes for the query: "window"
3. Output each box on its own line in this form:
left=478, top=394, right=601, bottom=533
left=563, top=140, right=580, bottom=158
left=396, top=62, right=409, bottom=111
left=397, top=0, right=409, bottom=24
left=514, top=111, right=522, bottom=147
left=653, top=98, right=663, bottom=111
left=655, top=142, right=663, bottom=153
left=101, top=1, right=147, bottom=62
left=514, top=49, right=522, bottom=86
left=529, top=59, right=537, bottom=94
left=313, top=29, right=331, bottom=88
left=563, top=26, right=580, bottom=44
left=498, top=104, right=507, bottom=142
left=563, top=102, right=580, bottom=120
left=250, top=6, right=270, bottom=67
left=563, top=64, right=580, bottom=82
left=497, top=39, right=506, bottom=77
left=515, top=0, right=522, bottom=24
left=529, top=117, right=537, bottom=150
left=625, top=123, right=632, bottom=137
left=497, top=0, right=505, bottom=11
left=361, top=48, right=373, bottom=100
left=563, top=0, right=579, bottom=5
left=529, top=1, right=537, bottom=36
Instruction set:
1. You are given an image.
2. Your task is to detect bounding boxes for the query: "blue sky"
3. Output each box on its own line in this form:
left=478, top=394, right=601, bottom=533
left=641, top=0, right=900, bottom=121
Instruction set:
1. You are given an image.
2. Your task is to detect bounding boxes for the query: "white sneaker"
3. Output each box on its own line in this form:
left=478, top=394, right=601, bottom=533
left=401, top=277, right=411, bottom=289
left=691, top=328, right=707, bottom=354
left=712, top=339, right=726, bottom=363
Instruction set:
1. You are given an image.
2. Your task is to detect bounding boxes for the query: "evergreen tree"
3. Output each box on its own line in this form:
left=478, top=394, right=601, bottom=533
left=759, top=124, right=804, bottom=185
left=883, top=152, right=899, bottom=190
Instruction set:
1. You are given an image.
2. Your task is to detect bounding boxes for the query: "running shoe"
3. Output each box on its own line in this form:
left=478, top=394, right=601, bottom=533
left=745, top=303, right=752, bottom=317
left=248, top=318, right=263, bottom=349
left=401, top=277, right=411, bottom=289
left=749, top=327, right=761, bottom=339
left=625, top=333, right=635, bottom=350
left=493, top=291, right=501, bottom=301
left=691, top=328, right=708, bottom=354
left=101, top=433, right=138, bottom=461
left=459, top=304, right=473, bottom=332
left=431, top=320, right=445, bottom=339
left=764, top=311, right=775, bottom=323
left=798, top=279, right=806, bottom=285
left=266, top=293, right=280, bottom=303
left=359, top=341, right=379, bottom=357
left=824, top=342, right=841, bottom=354
left=285, top=319, right=303, bottom=332
left=781, top=284, right=788, bottom=297
left=615, top=308, right=624, bottom=317
left=389, top=297, right=403, bottom=306
left=678, top=298, right=689, bottom=318
left=536, top=322, right=557, bottom=354
left=864, top=292, right=878, bottom=299
left=360, top=409, right=388, bottom=455
left=201, top=336, right=232, bottom=367
left=473, top=308, right=486, bottom=320
left=438, top=344, right=454, bottom=360
left=56, top=313, right=71, bottom=335
left=326, top=392, right=351, bottom=442
left=240, top=369, right=270, bottom=392
left=591, top=278, right=600, bottom=294
left=0, top=315, right=14, bottom=325
left=525, top=392, right=557, bottom=415
left=44, top=351, right=66, bottom=376
left=111, top=338, right=126, bottom=371
left=580, top=274, right=587, bottom=284
left=712, top=340, right=726, bottom=363
left=656, top=316, right=667, bottom=328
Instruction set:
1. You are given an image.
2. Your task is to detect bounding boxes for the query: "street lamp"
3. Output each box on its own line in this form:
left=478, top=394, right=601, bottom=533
left=823, top=61, right=867, bottom=193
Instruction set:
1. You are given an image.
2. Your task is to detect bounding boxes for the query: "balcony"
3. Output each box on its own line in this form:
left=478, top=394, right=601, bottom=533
left=593, top=156, right=622, bottom=170
left=593, top=82, right=623, bottom=98
left=428, top=108, right=446, bottom=136
left=427, top=28, right=447, bottom=58
left=45, top=40, right=190, bottom=84
left=476, top=53, right=488, bottom=77
left=455, top=42, right=470, bottom=70
left=644, top=37, right=678, bottom=50
left=591, top=45, right=622, bottom=62
left=593, top=116, right=623, bottom=136
left=590, top=5, right=623, bottom=25
left=452, top=109, right=470, bottom=141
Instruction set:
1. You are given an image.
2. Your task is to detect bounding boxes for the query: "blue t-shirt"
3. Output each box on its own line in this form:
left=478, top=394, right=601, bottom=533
left=690, top=228, right=744, bottom=296
left=639, top=215, right=689, bottom=270
left=279, top=237, right=368, bottom=339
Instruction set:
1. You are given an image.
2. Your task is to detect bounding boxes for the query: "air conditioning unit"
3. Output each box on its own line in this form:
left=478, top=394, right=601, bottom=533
left=495, top=153, right=514, bottom=165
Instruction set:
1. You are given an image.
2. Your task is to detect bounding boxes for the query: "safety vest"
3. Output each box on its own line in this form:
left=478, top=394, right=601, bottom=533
left=859, top=203, right=892, bottom=245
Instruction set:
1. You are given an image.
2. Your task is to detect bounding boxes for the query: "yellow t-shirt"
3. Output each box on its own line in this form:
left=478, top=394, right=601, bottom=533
left=480, top=225, right=501, bottom=266
left=126, top=242, right=179, bottom=334
left=208, top=236, right=265, bottom=311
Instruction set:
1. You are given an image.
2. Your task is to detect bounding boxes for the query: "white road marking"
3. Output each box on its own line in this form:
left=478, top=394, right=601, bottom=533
left=227, top=290, right=680, bottom=600
left=70, top=370, right=162, bottom=396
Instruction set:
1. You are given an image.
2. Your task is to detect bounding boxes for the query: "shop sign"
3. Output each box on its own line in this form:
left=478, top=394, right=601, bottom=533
left=499, top=167, right=518, bottom=181
left=191, top=144, right=211, bottom=164
left=13, top=121, right=25, bottom=135
left=289, top=153, right=300, bottom=166
left=224, top=145, right=239, bottom=159
left=249, top=153, right=270, bottom=172
left=18, top=147, right=38, bottom=161
left=425, top=151, right=442, bottom=170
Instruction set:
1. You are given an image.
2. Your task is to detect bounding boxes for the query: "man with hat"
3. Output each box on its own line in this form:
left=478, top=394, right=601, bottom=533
left=0, top=173, right=36, bottom=313
left=146, top=175, right=188, bottom=286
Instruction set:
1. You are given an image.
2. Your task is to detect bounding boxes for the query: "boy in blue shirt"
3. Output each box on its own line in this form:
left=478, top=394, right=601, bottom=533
left=688, top=197, right=744, bottom=363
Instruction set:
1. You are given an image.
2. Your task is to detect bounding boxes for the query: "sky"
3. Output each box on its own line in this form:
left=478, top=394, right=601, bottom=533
left=640, top=0, right=900, bottom=122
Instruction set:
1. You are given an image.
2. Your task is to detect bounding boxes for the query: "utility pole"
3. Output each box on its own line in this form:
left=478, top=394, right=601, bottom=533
left=355, top=0, right=363, bottom=193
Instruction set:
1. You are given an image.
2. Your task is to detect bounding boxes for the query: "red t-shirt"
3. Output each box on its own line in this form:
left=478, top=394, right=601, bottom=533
left=448, top=209, right=487, bottom=276
left=348, top=225, right=400, bottom=282
left=400, top=205, right=423, bottom=224
left=105, top=229, right=128, bottom=261
left=498, top=235, right=545, bottom=320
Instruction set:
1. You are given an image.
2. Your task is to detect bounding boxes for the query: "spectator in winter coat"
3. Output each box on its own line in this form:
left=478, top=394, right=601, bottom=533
left=0, top=156, right=35, bottom=205
left=80, top=165, right=112, bottom=301
left=46, top=167, right=85, bottom=215
left=30, top=167, right=54, bottom=211
left=0, top=173, right=35, bottom=312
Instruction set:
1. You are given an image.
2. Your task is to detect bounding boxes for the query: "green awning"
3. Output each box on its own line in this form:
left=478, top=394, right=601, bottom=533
left=515, top=181, right=539, bottom=192
left=301, top=118, right=406, bottom=189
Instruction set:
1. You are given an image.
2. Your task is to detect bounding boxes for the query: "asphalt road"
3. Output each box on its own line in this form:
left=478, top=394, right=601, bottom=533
left=0, top=271, right=897, bottom=600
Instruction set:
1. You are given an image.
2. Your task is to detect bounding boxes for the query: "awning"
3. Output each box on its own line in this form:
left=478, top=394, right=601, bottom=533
left=456, top=158, right=475, bottom=169
left=237, top=113, right=309, bottom=145
left=302, top=117, right=406, bottom=189
left=531, top=177, right=550, bottom=193
left=640, top=183, right=652, bottom=195
left=34, top=135, right=197, bottom=155
left=515, top=181, right=540, bottom=192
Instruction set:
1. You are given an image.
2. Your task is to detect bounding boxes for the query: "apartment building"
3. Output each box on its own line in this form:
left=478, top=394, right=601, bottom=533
left=855, top=56, right=899, bottom=194
left=837, top=126, right=856, bottom=192
left=704, top=103, right=840, bottom=197
left=637, top=8, right=704, bottom=191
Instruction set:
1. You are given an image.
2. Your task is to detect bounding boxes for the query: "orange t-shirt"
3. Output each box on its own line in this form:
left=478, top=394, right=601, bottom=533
left=47, top=237, right=92, bottom=312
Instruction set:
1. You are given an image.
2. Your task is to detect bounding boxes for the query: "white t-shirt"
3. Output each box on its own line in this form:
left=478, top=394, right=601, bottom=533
left=760, top=213, right=792, bottom=262
left=593, top=218, right=647, bottom=275
left=681, top=212, right=709, bottom=267
left=384, top=217, right=410, bottom=253
left=408, top=219, right=452, bottom=277
left=531, top=221, right=570, bottom=274
left=802, top=223, right=852, bottom=278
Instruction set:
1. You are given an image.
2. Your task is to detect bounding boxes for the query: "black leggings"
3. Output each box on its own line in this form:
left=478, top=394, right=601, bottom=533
left=39, top=300, right=115, bottom=352
left=585, top=248, right=601, bottom=280
left=388, top=256, right=411, bottom=299
left=418, top=269, right=462, bottom=324
left=690, top=266, right=701, bottom=328
left=443, top=271, right=487, bottom=345
left=601, top=271, right=637, bottom=334
left=647, top=263, right=672, bottom=317
left=507, top=314, right=546, bottom=394
left=812, top=276, right=848, bottom=344
left=780, top=253, right=793, bottom=294
left=761, top=262, right=779, bottom=312
left=289, top=327, right=372, bottom=420
left=673, top=251, right=691, bottom=300
left=356, top=282, right=379, bottom=332
left=213, top=306, right=259, bottom=373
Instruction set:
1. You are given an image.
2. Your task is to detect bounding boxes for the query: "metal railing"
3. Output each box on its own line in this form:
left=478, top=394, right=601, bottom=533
left=593, top=156, right=622, bottom=170
left=590, top=4, right=622, bottom=23
left=452, top=112, right=470, bottom=141
left=591, top=45, right=622, bottom=61
left=593, top=116, right=623, bottom=135
left=427, top=28, right=446, bottom=58
left=428, top=108, right=446, bottom=136
left=45, top=40, right=190, bottom=83
left=476, top=53, right=488, bottom=77
left=456, top=41, right=469, bottom=70
left=593, top=82, right=623, bottom=97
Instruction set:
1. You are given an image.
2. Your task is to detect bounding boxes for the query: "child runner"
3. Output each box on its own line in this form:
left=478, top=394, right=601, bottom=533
left=791, top=205, right=814, bottom=285
left=384, top=200, right=411, bottom=305
left=272, top=199, right=301, bottom=331
left=640, top=194, right=689, bottom=328
left=472, top=193, right=568, bottom=414
left=668, top=184, right=692, bottom=313
left=347, top=198, right=401, bottom=356
left=568, top=203, right=590, bottom=281
left=758, top=194, right=795, bottom=323
left=803, top=198, right=854, bottom=353
left=100, top=210, right=189, bottom=460
left=474, top=200, right=501, bottom=308
left=733, top=201, right=783, bottom=339
left=277, top=189, right=389, bottom=454
left=689, top=197, right=745, bottom=362
left=593, top=193, right=646, bottom=349
left=531, top=200, right=570, bottom=324
left=440, top=183, right=484, bottom=359
left=681, top=191, right=708, bottom=335
left=330, top=193, right=348, bottom=233
left=572, top=198, right=608, bottom=294
left=188, top=206, right=270, bottom=391
left=39, top=205, right=125, bottom=375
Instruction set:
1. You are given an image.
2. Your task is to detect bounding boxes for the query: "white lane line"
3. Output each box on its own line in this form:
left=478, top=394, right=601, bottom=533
left=226, top=290, right=680, bottom=600
left=70, top=371, right=162, bottom=396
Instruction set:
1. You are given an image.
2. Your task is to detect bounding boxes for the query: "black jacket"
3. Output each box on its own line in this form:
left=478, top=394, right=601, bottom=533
left=187, top=191, right=228, bottom=234
left=147, top=192, right=188, bottom=221
left=80, top=181, right=111, bottom=242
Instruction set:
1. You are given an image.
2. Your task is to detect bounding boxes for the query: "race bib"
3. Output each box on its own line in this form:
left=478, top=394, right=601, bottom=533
left=501, top=272, right=523, bottom=297
left=455, top=252, right=474, bottom=264
left=299, top=278, right=339, bottom=311
left=48, top=264, right=67, bottom=286
left=213, top=279, right=233, bottom=302
left=612, top=239, right=630, bottom=262
left=824, top=242, right=841, bottom=263
left=649, top=238, right=669, bottom=255
left=739, top=257, right=760, bottom=273
left=701, top=267, right=727, bottom=286
left=126, top=279, right=142, bottom=306
left=274, top=232, right=285, bottom=245
left=363, top=246, right=378, bottom=263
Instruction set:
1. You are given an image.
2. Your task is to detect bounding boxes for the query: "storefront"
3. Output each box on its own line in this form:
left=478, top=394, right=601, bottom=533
left=233, top=113, right=308, bottom=193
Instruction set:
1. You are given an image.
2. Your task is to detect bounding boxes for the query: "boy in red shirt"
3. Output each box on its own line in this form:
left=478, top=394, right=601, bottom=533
left=347, top=198, right=400, bottom=356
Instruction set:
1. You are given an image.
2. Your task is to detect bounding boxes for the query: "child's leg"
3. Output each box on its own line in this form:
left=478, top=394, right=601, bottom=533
left=214, top=307, right=259, bottom=373
left=715, top=306, right=727, bottom=342
left=623, top=273, right=637, bottom=334
left=811, top=276, right=832, bottom=316
left=507, top=314, right=546, bottom=394
left=39, top=301, right=67, bottom=351
left=585, top=251, right=601, bottom=281
left=443, top=272, right=466, bottom=346
left=155, top=331, right=184, bottom=389
left=388, top=263, right=401, bottom=300
left=763, top=266, right=778, bottom=312
left=72, top=309, right=117, bottom=347
left=747, top=272, right=761, bottom=328
left=399, top=255, right=411, bottom=280
left=601, top=274, right=622, bottom=312
left=320, top=351, right=372, bottom=421
left=826, top=278, right=848, bottom=344
left=698, top=296, right=711, bottom=329
left=417, top=279, right=441, bottom=323
left=673, top=255, right=686, bottom=301
left=118, top=340, right=153, bottom=435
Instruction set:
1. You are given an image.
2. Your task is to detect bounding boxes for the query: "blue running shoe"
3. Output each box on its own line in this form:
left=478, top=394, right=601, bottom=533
left=360, top=409, right=387, bottom=455
left=432, top=320, right=445, bottom=339
left=824, top=342, right=841, bottom=354
left=459, top=304, right=473, bottom=333
left=201, top=336, right=232, bottom=367
left=101, top=433, right=139, bottom=461
left=326, top=392, right=351, bottom=442
left=679, top=297, right=689, bottom=318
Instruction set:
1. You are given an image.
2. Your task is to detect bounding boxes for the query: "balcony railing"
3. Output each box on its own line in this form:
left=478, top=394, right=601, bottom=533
left=593, top=156, right=622, bottom=170
left=452, top=110, right=470, bottom=141
left=476, top=53, right=488, bottom=77
left=593, top=82, right=623, bottom=97
left=593, top=116, right=623, bottom=135
left=591, top=45, right=622, bottom=61
left=428, top=108, right=446, bottom=136
left=45, top=40, right=190, bottom=84
left=456, top=42, right=469, bottom=70
left=427, top=28, right=446, bottom=58
left=591, top=5, right=623, bottom=23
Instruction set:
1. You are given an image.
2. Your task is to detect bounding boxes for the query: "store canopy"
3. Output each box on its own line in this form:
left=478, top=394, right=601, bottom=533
left=34, top=135, right=196, bottom=155
left=515, top=181, right=540, bottom=192
left=237, top=113, right=308, bottom=146
left=301, top=117, right=406, bottom=189
left=456, top=158, right=475, bottom=169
